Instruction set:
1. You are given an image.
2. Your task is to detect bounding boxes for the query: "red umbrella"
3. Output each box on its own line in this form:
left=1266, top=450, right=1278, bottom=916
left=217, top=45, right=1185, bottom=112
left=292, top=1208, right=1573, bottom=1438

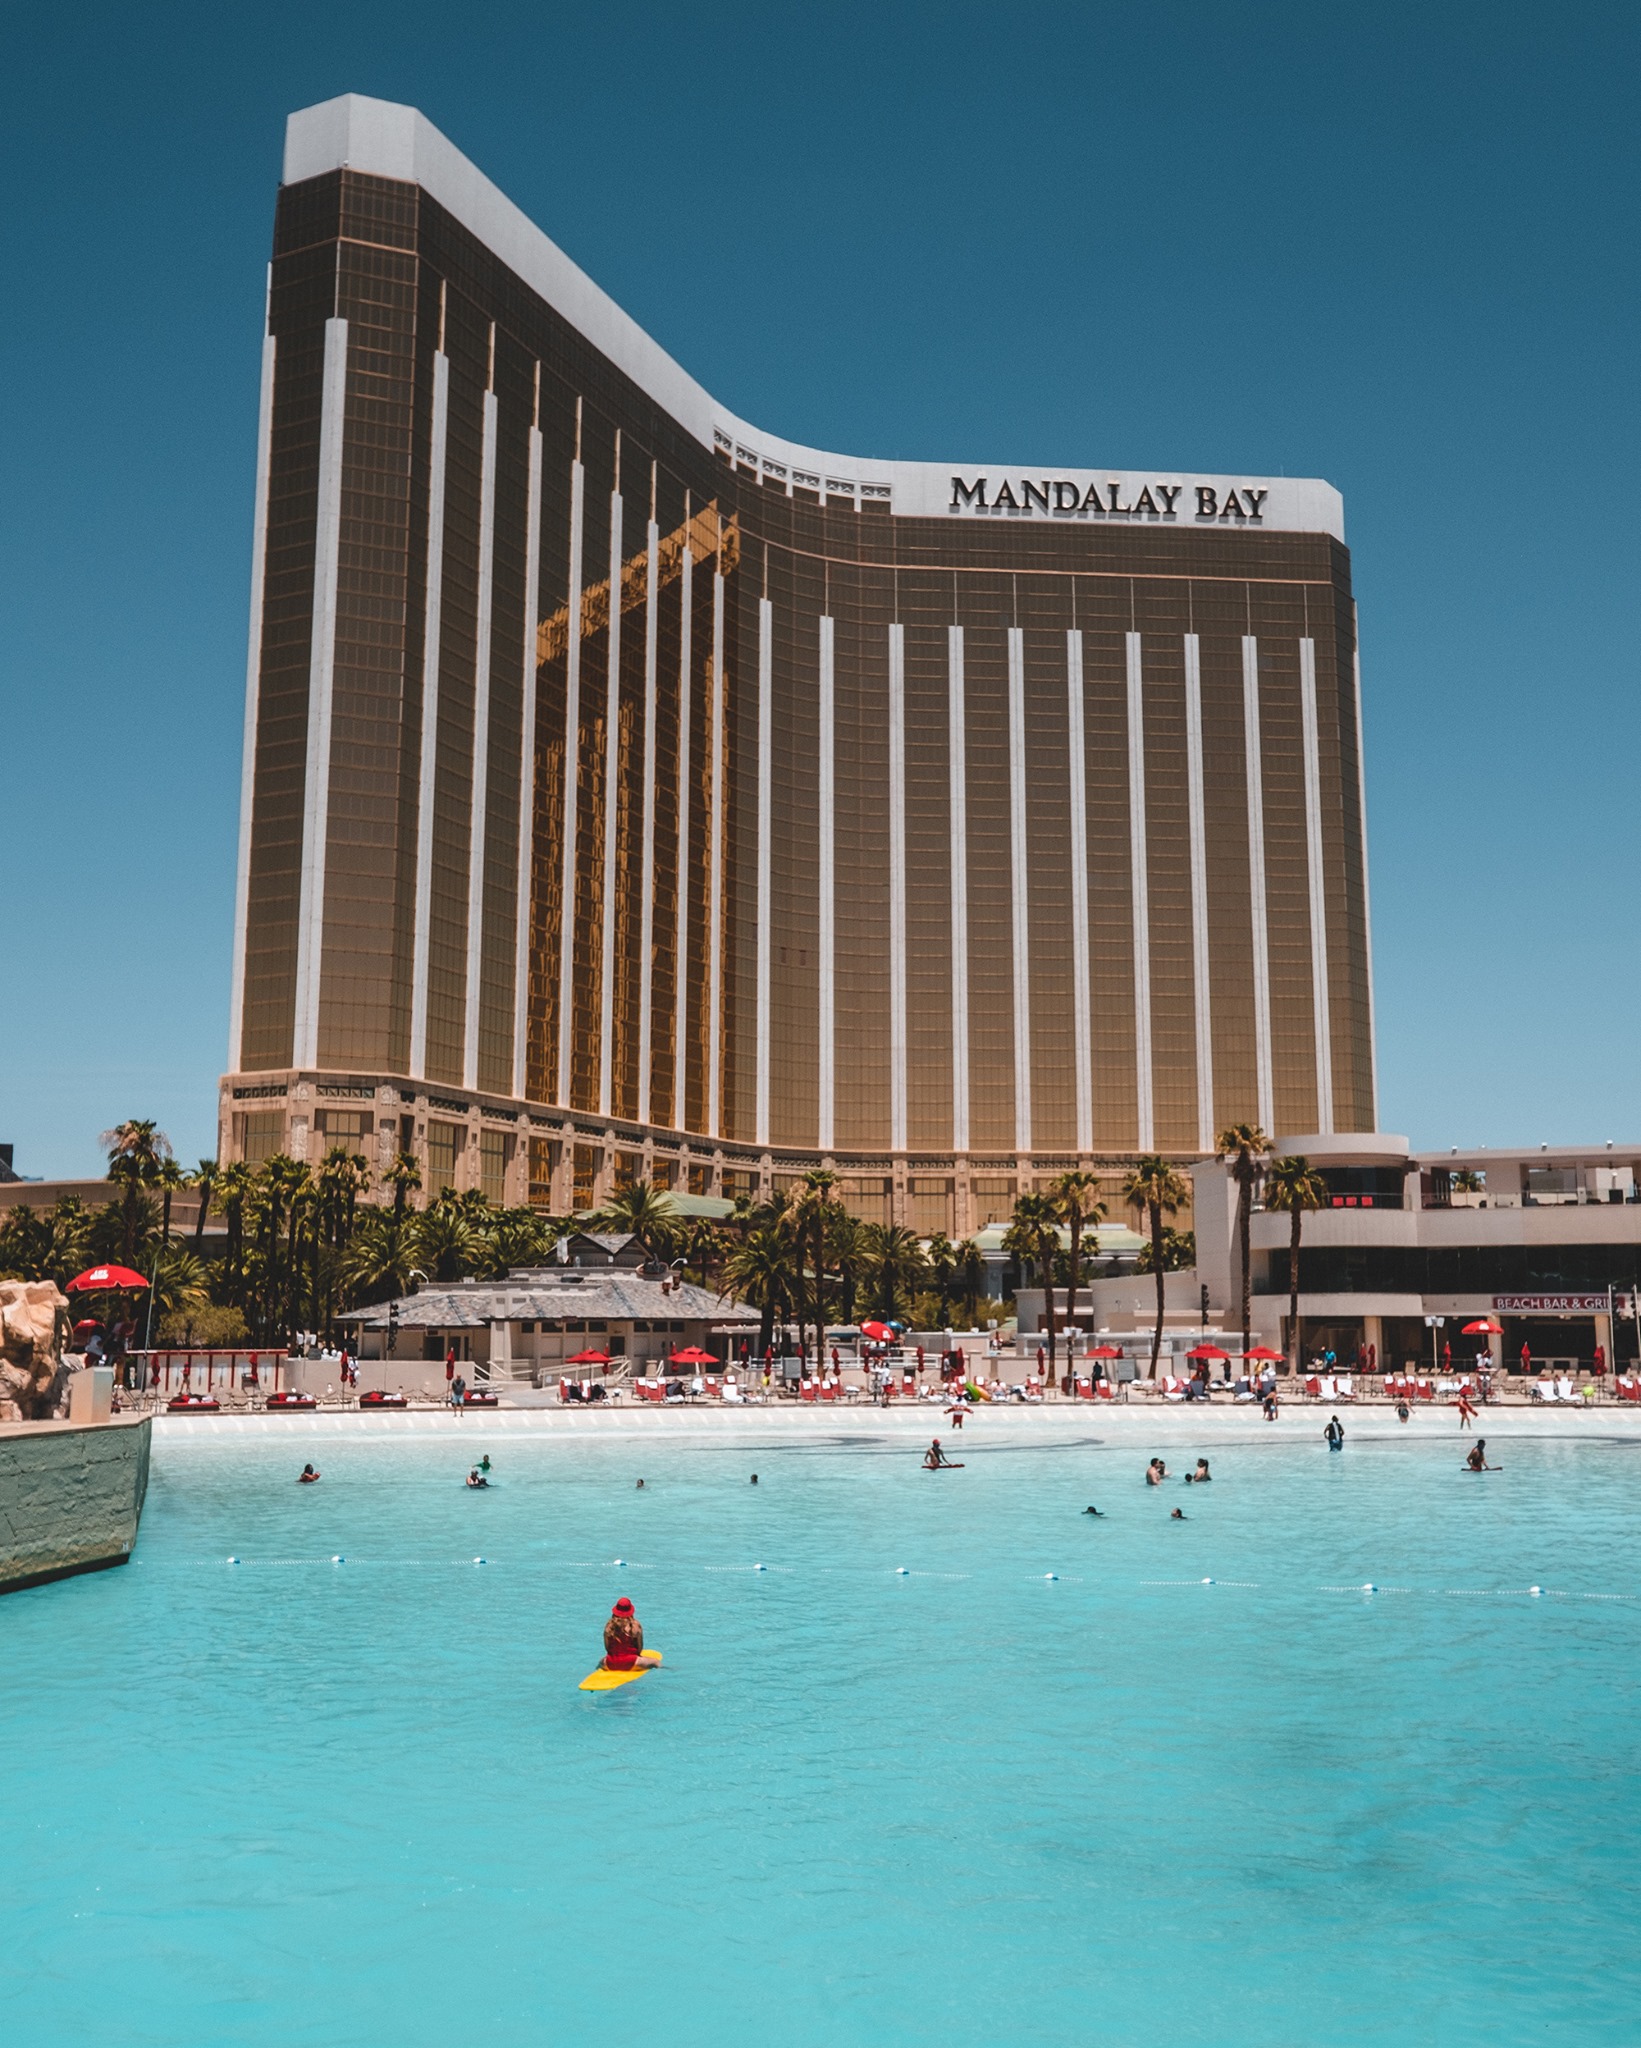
left=1461, top=1320, right=1501, bottom=1335
left=860, top=1320, right=896, bottom=1342
left=66, top=1264, right=150, bottom=1292
left=1245, top=1346, right=1285, bottom=1362
left=1187, top=1344, right=1230, bottom=1360
left=565, top=1348, right=611, bottom=1365
left=668, top=1346, right=719, bottom=1366
left=1089, top=1345, right=1124, bottom=1359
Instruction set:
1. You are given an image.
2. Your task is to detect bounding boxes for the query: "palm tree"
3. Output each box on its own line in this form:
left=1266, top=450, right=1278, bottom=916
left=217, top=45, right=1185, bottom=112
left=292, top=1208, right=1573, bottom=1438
left=799, top=1168, right=839, bottom=1367
left=155, top=1157, right=186, bottom=1249
left=188, top=1159, right=219, bottom=1253
left=926, top=1233, right=957, bottom=1325
left=1050, top=1170, right=1106, bottom=1377
left=1123, top=1155, right=1191, bottom=1379
left=592, top=1179, right=680, bottom=1262
left=860, top=1224, right=929, bottom=1323
left=217, top=1161, right=255, bottom=1311
left=721, top=1223, right=792, bottom=1358
left=954, top=1237, right=985, bottom=1324
left=101, top=1119, right=172, bottom=1266
left=1003, top=1192, right=1064, bottom=1381
left=1217, top=1123, right=1271, bottom=1363
left=828, top=1209, right=870, bottom=1326
left=339, top=1209, right=420, bottom=1306
left=413, top=1196, right=484, bottom=1284
left=1263, top=1154, right=1330, bottom=1374
left=385, top=1150, right=423, bottom=1222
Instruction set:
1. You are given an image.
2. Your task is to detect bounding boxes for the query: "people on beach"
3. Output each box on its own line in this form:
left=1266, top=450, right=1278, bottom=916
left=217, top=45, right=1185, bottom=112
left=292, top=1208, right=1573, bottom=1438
left=1185, top=1459, right=1211, bottom=1484
left=1325, top=1415, right=1344, bottom=1450
left=298, top=1463, right=320, bottom=1484
left=602, top=1596, right=660, bottom=1672
left=924, top=1437, right=953, bottom=1468
left=1456, top=1388, right=1477, bottom=1430
left=1465, top=1440, right=1499, bottom=1471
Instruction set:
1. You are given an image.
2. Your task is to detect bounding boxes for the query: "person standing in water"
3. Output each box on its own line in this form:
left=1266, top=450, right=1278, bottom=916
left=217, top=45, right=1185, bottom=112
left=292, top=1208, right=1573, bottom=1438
left=1466, top=1439, right=1499, bottom=1471
left=602, top=1596, right=660, bottom=1672
left=1325, top=1414, right=1344, bottom=1451
left=924, top=1437, right=953, bottom=1468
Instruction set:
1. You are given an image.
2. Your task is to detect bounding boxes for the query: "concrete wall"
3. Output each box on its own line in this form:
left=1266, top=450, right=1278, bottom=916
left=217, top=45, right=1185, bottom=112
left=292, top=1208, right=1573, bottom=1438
left=0, top=1416, right=151, bottom=1594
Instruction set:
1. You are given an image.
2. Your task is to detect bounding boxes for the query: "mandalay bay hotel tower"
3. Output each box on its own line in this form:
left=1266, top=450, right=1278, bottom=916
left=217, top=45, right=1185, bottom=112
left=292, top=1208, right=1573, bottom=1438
left=222, top=96, right=1377, bottom=1232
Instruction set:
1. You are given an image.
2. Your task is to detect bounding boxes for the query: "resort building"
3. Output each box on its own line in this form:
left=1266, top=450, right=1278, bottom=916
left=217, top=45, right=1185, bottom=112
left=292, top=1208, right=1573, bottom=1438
left=1018, top=1137, right=1641, bottom=1377
left=221, top=93, right=1377, bottom=1232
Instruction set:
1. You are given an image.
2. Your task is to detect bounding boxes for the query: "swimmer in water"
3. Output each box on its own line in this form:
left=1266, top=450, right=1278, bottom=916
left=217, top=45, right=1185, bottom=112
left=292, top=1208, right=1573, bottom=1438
left=1184, top=1458, right=1212, bottom=1484
left=479, top=1455, right=491, bottom=1474
left=750, top=1474, right=758, bottom=1485
left=636, top=1478, right=645, bottom=1489
left=1145, top=1458, right=1167, bottom=1486
left=298, top=1463, right=320, bottom=1484
left=1466, top=1439, right=1499, bottom=1471
left=1170, top=1507, right=1186, bottom=1520
left=1083, top=1505, right=1103, bottom=1516
left=466, top=1467, right=488, bottom=1488
left=924, top=1437, right=953, bottom=1469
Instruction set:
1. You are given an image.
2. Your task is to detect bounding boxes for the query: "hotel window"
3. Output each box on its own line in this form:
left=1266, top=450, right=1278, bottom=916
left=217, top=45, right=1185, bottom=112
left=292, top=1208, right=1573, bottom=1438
left=239, top=1111, right=284, bottom=1167
left=479, top=1130, right=510, bottom=1203
left=573, top=1144, right=599, bottom=1212
left=528, top=1137, right=559, bottom=1209
left=318, top=1109, right=372, bottom=1149
left=427, top=1121, right=463, bottom=1193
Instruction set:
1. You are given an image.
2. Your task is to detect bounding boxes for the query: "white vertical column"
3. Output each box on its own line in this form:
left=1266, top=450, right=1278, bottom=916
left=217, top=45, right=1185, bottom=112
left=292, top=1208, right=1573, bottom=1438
left=707, top=573, right=725, bottom=1139
left=292, top=315, right=349, bottom=1071
left=1006, top=626, right=1032, bottom=1153
left=637, top=510, right=660, bottom=1124
left=1243, top=634, right=1274, bottom=1133
left=597, top=486, right=624, bottom=1116
left=1126, top=630, right=1154, bottom=1151
left=1065, top=629, right=1092, bottom=1154
left=410, top=351, right=451, bottom=1081
left=888, top=623, right=908, bottom=1154
left=1299, top=637, right=1335, bottom=1134
left=1353, top=630, right=1379, bottom=1125
left=1183, top=633, right=1215, bottom=1152
left=229, top=327, right=276, bottom=1072
left=554, top=460, right=585, bottom=1107
left=754, top=596, right=774, bottom=1147
left=512, top=413, right=542, bottom=1101
left=462, top=389, right=499, bottom=1092
left=672, top=542, right=693, bottom=1126
left=817, top=616, right=836, bottom=1150
left=948, top=625, right=970, bottom=1155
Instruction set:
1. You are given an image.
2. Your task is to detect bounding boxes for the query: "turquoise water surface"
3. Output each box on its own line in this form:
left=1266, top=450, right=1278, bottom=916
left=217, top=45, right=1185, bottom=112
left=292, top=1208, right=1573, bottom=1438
left=3, top=1418, right=1638, bottom=2045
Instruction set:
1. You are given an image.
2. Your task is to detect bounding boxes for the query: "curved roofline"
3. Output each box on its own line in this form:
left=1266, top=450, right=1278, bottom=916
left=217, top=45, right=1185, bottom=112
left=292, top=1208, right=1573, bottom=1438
left=283, top=95, right=1345, bottom=541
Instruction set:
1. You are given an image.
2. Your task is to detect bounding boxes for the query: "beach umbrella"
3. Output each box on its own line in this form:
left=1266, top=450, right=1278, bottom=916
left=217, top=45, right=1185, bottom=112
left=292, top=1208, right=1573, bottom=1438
left=1461, top=1320, right=1501, bottom=1335
left=860, top=1320, right=896, bottom=1342
left=1245, top=1346, right=1285, bottom=1362
left=565, top=1348, right=611, bottom=1365
left=66, top=1264, right=150, bottom=1292
left=1089, top=1345, right=1124, bottom=1359
left=668, top=1346, right=719, bottom=1366
left=1187, top=1344, right=1230, bottom=1360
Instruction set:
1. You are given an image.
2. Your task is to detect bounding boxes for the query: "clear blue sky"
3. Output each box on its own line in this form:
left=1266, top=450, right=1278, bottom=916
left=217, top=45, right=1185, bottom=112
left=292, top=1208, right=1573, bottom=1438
left=2, top=1, right=1636, bottom=1177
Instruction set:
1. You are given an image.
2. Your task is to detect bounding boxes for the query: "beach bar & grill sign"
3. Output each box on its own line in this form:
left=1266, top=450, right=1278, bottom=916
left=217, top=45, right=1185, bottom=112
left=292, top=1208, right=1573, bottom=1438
left=1492, top=1294, right=1610, bottom=1314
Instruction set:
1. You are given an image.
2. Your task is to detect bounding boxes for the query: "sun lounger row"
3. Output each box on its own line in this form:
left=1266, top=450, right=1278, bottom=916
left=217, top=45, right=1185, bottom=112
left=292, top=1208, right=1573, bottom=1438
left=1303, top=1375, right=1356, bottom=1400
left=1532, top=1376, right=1588, bottom=1403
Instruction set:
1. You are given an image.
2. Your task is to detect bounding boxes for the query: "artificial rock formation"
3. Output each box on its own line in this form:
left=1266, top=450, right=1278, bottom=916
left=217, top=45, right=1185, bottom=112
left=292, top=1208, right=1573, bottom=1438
left=0, top=1279, right=71, bottom=1421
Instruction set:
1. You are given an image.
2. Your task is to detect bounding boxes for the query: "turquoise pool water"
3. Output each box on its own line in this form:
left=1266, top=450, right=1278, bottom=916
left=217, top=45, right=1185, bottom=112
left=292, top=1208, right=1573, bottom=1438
left=3, top=1419, right=1638, bottom=2045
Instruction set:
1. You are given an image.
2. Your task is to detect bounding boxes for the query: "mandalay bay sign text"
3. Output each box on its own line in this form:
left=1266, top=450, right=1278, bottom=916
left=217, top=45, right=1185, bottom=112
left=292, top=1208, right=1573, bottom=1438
left=949, top=474, right=1272, bottom=521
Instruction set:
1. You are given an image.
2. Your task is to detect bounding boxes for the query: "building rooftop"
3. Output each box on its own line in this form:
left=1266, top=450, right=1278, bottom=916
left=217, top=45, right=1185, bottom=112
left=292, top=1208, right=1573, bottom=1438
left=342, top=1267, right=754, bottom=1330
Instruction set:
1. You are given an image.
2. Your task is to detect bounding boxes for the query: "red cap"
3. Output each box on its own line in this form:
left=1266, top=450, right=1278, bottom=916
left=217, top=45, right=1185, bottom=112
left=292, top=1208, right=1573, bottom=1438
left=613, top=1597, right=634, bottom=1614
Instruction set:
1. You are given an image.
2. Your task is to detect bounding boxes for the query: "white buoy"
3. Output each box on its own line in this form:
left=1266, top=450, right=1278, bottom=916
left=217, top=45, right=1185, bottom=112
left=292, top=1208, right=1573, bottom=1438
left=1362, top=1583, right=1376, bottom=1594
left=474, top=1557, right=486, bottom=1566
left=613, top=1558, right=626, bottom=1567
left=1044, top=1572, right=1059, bottom=1581
left=753, top=1563, right=767, bottom=1572
left=1202, top=1577, right=1214, bottom=1586
left=1529, top=1585, right=1542, bottom=1597
left=331, top=1555, right=344, bottom=1564
left=226, top=1556, right=239, bottom=1565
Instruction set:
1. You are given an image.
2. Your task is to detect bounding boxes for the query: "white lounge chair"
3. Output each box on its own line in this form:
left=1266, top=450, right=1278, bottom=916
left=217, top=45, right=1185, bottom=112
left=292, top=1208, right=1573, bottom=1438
left=1336, top=1374, right=1353, bottom=1399
left=1532, top=1379, right=1556, bottom=1402
left=1556, top=1375, right=1576, bottom=1402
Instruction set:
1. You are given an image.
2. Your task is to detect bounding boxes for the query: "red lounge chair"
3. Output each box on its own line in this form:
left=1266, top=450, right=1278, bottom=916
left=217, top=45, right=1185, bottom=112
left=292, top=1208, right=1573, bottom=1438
left=1096, top=1379, right=1115, bottom=1400
left=800, top=1380, right=818, bottom=1402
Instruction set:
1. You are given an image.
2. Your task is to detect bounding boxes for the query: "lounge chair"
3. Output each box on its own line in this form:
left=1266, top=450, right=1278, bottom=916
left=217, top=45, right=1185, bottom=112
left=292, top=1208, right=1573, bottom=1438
left=1532, top=1379, right=1556, bottom=1402
left=1337, top=1374, right=1353, bottom=1400
left=1556, top=1375, right=1576, bottom=1402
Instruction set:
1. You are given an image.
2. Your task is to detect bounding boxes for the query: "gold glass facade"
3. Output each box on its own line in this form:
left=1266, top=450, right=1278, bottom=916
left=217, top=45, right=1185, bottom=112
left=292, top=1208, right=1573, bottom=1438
left=223, top=100, right=1376, bottom=1223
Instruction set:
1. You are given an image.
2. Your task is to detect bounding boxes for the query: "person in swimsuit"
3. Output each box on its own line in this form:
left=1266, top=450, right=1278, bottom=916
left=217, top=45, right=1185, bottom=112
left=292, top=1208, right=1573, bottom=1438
left=1396, top=1397, right=1410, bottom=1423
left=466, top=1467, right=488, bottom=1488
left=1456, top=1389, right=1477, bottom=1430
left=1170, top=1507, right=1186, bottom=1520
left=1185, top=1459, right=1211, bottom=1484
left=1466, top=1439, right=1498, bottom=1471
left=1145, top=1458, right=1167, bottom=1486
left=602, top=1596, right=660, bottom=1671
left=298, top=1463, right=320, bottom=1484
left=1325, top=1415, right=1344, bottom=1450
left=924, top=1437, right=953, bottom=1469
